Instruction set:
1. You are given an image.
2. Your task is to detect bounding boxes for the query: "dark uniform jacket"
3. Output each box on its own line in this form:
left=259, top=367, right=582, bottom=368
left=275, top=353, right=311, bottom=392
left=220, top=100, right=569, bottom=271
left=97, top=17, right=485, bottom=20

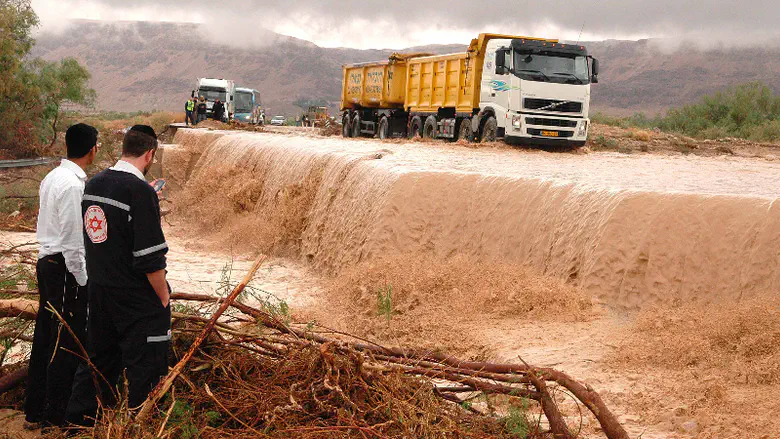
left=82, top=162, right=167, bottom=289
left=213, top=102, right=225, bottom=121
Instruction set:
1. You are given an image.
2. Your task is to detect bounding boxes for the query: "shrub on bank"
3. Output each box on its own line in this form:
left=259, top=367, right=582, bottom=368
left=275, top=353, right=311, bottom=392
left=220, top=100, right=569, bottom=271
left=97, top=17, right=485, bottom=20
left=594, top=82, right=780, bottom=142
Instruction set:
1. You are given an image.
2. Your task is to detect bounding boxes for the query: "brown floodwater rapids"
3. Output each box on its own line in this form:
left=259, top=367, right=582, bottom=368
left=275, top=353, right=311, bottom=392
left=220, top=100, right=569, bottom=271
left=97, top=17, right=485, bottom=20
left=163, top=129, right=780, bottom=310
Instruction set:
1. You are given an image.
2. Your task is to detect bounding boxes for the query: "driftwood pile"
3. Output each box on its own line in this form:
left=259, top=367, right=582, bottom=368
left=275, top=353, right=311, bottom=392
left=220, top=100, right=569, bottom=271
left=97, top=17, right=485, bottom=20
left=0, top=254, right=630, bottom=439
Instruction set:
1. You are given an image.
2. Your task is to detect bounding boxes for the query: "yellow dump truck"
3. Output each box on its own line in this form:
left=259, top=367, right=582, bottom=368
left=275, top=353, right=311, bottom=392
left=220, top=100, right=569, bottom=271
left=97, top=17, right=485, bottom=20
left=340, top=33, right=599, bottom=147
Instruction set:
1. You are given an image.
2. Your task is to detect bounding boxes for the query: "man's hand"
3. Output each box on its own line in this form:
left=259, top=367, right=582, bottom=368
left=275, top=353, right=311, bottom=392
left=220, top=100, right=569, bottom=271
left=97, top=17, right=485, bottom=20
left=146, top=269, right=170, bottom=308
left=149, top=179, right=166, bottom=199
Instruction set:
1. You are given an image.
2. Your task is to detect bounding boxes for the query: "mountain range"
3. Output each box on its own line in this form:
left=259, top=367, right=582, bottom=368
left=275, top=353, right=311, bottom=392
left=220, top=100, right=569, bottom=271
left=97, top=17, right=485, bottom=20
left=32, top=20, right=780, bottom=117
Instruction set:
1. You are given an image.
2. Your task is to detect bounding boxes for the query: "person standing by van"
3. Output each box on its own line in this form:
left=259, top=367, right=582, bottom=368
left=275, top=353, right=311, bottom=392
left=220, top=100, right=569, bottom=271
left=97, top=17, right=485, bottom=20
left=185, top=97, right=195, bottom=126
left=213, top=99, right=225, bottom=122
left=196, top=97, right=207, bottom=124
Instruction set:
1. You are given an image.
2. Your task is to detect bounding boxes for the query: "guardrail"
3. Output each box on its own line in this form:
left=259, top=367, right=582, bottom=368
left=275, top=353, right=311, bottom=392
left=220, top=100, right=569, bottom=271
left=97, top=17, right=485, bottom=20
left=0, top=158, right=58, bottom=169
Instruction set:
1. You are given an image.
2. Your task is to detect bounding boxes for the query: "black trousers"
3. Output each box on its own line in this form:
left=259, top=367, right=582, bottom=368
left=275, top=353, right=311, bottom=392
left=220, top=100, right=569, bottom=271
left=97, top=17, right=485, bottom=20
left=65, top=282, right=171, bottom=426
left=24, top=254, right=87, bottom=425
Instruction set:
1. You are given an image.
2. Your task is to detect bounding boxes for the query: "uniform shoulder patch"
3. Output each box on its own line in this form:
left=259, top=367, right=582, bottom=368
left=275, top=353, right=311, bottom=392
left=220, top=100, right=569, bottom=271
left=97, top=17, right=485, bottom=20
left=85, top=205, right=108, bottom=244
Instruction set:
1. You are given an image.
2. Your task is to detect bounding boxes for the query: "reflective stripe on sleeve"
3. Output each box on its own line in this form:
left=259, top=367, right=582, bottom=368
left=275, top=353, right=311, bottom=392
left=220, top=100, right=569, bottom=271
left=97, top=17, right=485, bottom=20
left=83, top=194, right=130, bottom=211
left=147, top=330, right=171, bottom=343
left=133, top=242, right=168, bottom=257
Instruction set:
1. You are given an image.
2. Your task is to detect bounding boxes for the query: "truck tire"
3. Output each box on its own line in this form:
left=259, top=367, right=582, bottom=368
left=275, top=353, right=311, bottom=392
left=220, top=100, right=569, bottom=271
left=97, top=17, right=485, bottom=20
left=377, top=117, right=390, bottom=140
left=458, top=118, right=473, bottom=142
left=423, top=115, right=437, bottom=139
left=351, top=114, right=361, bottom=138
left=342, top=114, right=352, bottom=137
left=409, top=116, right=423, bottom=138
left=481, top=116, right=497, bottom=142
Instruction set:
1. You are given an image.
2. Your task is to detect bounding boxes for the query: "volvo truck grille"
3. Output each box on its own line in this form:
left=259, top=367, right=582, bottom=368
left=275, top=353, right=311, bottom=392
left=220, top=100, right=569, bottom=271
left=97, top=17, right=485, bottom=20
left=523, top=98, right=583, bottom=113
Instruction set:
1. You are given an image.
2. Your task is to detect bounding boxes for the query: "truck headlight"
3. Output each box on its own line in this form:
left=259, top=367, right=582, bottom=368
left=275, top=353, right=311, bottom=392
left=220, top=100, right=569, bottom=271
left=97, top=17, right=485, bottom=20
left=512, top=115, right=522, bottom=130
left=576, top=120, right=588, bottom=137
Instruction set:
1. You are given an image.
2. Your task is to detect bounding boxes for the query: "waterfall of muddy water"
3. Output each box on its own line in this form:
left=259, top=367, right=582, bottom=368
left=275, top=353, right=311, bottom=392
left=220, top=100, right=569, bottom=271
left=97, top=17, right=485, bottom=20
left=166, top=129, right=780, bottom=310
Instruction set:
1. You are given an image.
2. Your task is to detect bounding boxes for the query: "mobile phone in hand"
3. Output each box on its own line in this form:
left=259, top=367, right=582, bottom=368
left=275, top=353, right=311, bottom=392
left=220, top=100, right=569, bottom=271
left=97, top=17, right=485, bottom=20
left=152, top=179, right=167, bottom=192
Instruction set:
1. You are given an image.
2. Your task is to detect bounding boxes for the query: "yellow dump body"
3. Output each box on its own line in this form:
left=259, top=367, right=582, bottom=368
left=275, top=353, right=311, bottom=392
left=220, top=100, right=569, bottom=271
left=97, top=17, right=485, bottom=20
left=405, top=52, right=476, bottom=113
left=341, top=58, right=408, bottom=110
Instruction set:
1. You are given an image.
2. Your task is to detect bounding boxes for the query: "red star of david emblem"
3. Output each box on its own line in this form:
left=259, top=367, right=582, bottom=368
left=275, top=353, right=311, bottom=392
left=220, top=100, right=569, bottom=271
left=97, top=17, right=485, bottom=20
left=88, top=216, right=103, bottom=233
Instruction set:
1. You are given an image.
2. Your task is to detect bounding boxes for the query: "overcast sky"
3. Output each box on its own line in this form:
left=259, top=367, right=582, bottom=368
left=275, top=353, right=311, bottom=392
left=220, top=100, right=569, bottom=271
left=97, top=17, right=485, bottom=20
left=30, top=0, right=780, bottom=49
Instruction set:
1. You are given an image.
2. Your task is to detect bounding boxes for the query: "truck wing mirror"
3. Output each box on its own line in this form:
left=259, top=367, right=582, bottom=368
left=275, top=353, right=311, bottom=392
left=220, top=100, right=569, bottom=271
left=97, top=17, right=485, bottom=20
left=591, top=58, right=600, bottom=83
left=495, top=48, right=509, bottom=75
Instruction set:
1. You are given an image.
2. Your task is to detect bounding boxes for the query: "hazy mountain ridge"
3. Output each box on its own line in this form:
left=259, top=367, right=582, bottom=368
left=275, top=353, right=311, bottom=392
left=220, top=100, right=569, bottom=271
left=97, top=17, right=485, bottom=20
left=32, top=21, right=780, bottom=116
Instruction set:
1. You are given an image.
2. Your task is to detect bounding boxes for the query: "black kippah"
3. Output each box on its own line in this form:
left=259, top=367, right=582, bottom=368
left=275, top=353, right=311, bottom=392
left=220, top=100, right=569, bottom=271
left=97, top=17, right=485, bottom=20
left=65, top=123, right=98, bottom=159
left=129, top=125, right=157, bottom=140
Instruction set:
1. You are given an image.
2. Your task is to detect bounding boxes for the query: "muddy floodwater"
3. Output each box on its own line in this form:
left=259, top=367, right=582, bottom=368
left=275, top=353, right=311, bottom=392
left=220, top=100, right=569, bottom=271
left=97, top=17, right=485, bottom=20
left=166, top=130, right=780, bottom=309
left=2, top=128, right=778, bottom=439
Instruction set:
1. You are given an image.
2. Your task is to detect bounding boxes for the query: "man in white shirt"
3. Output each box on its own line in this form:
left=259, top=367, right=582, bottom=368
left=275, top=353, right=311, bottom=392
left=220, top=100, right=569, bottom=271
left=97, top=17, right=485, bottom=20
left=25, top=123, right=98, bottom=428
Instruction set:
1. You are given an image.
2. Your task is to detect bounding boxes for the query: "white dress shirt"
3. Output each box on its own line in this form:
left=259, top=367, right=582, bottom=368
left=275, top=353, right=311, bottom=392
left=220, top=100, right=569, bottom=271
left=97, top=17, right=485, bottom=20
left=37, top=159, right=89, bottom=286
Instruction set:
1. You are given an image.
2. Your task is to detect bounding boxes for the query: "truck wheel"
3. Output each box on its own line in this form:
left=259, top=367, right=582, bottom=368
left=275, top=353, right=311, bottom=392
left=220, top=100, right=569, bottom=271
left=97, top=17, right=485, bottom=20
left=481, top=116, right=497, bottom=142
left=423, top=115, right=437, bottom=139
left=409, top=116, right=423, bottom=138
left=351, top=114, right=361, bottom=138
left=342, top=114, right=352, bottom=137
left=377, top=117, right=390, bottom=140
left=458, top=118, right=473, bottom=142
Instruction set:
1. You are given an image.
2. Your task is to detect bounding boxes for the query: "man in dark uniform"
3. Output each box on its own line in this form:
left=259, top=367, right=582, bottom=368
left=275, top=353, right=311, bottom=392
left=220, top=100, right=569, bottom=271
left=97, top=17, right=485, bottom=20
left=212, top=98, right=225, bottom=122
left=65, top=125, right=171, bottom=426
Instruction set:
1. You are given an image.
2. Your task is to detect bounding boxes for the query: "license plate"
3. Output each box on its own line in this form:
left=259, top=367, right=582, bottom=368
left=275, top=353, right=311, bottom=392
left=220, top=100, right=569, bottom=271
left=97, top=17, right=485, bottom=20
left=541, top=130, right=559, bottom=137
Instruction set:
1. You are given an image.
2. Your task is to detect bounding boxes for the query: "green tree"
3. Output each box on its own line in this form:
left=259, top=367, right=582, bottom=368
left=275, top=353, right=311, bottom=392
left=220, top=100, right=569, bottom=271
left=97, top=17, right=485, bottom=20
left=0, top=0, right=37, bottom=87
left=0, top=0, right=40, bottom=155
left=0, top=0, right=95, bottom=157
left=34, top=57, right=96, bottom=147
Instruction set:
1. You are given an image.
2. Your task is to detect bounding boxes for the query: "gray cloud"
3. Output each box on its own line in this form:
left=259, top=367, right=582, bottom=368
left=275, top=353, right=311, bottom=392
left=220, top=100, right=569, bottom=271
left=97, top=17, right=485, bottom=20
left=32, top=0, right=780, bottom=49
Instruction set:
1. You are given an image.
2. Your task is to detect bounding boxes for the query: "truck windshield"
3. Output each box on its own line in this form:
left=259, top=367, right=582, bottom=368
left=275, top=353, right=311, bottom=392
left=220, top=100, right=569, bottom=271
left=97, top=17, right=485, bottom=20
left=198, top=88, right=226, bottom=102
left=513, top=52, right=589, bottom=84
left=235, top=92, right=253, bottom=112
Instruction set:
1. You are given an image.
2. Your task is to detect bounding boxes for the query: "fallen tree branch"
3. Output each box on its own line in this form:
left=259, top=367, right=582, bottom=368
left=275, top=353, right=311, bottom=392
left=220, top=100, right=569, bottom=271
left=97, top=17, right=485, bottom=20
left=0, top=299, right=37, bottom=320
left=529, top=369, right=572, bottom=439
left=0, top=289, right=36, bottom=296
left=169, top=288, right=630, bottom=439
left=0, top=367, right=28, bottom=393
left=0, top=329, right=33, bottom=343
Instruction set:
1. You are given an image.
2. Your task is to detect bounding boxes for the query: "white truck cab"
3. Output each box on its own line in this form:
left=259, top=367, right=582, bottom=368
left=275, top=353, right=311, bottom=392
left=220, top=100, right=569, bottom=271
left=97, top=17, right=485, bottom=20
left=194, top=78, right=236, bottom=121
left=479, top=38, right=598, bottom=147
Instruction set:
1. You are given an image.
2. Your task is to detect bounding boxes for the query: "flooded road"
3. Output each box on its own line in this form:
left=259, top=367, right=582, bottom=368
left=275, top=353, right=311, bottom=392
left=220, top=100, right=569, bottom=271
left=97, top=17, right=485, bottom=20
left=166, top=130, right=780, bottom=309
